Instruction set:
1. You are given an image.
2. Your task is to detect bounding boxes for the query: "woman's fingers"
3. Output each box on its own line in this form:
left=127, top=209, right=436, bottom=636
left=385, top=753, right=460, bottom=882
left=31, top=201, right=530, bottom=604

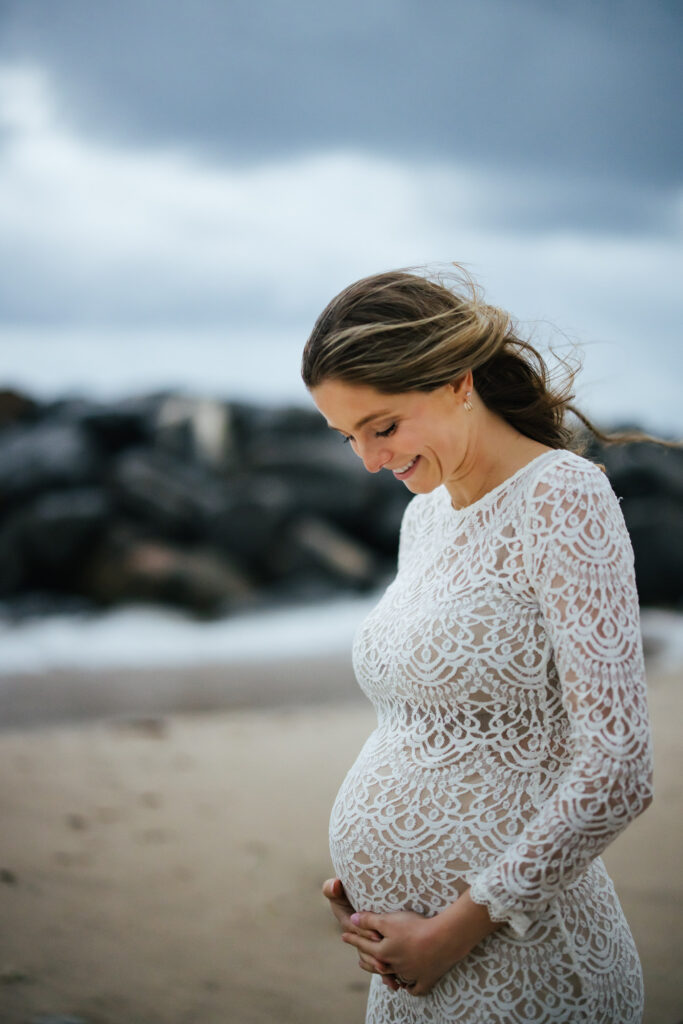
left=322, top=878, right=345, bottom=900
left=322, top=877, right=351, bottom=908
left=350, top=910, right=384, bottom=933
left=322, top=878, right=355, bottom=930
left=322, top=879, right=383, bottom=940
left=358, top=951, right=392, bottom=975
left=357, top=955, right=403, bottom=992
left=350, top=931, right=404, bottom=992
left=342, top=931, right=383, bottom=956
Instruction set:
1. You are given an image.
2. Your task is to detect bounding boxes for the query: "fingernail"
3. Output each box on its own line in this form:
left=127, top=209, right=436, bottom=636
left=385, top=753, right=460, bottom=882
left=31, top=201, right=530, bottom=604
left=350, top=913, right=360, bottom=925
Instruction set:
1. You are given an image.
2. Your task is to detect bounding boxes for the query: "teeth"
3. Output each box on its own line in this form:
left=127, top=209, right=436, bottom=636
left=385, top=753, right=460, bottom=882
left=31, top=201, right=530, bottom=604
left=395, top=457, right=417, bottom=473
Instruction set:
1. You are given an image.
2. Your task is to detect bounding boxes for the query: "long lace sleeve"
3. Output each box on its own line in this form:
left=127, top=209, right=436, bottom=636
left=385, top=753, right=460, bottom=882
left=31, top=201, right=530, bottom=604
left=468, top=458, right=654, bottom=937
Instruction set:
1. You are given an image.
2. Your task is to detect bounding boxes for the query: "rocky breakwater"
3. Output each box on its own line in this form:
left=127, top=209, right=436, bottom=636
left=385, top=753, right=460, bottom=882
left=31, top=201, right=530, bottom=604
left=0, top=389, right=411, bottom=618
left=0, top=388, right=680, bottom=619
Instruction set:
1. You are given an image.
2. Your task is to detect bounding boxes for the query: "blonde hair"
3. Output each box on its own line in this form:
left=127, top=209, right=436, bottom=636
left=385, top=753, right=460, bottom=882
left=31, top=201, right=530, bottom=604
left=301, top=267, right=672, bottom=451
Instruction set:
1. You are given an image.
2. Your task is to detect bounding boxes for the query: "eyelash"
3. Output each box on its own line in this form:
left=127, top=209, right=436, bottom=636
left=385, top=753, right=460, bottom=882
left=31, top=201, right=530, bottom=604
left=342, top=423, right=397, bottom=444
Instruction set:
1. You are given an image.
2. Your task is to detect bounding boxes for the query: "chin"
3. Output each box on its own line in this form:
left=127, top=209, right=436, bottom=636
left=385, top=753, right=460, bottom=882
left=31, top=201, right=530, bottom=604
left=403, top=477, right=437, bottom=495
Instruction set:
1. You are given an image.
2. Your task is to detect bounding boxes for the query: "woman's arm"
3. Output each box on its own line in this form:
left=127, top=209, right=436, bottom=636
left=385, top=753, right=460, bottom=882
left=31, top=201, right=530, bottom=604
left=467, top=459, right=653, bottom=933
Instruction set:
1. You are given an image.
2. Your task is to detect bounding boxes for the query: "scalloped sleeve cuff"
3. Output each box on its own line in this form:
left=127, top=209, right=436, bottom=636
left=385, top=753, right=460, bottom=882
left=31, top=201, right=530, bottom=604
left=469, top=876, right=536, bottom=938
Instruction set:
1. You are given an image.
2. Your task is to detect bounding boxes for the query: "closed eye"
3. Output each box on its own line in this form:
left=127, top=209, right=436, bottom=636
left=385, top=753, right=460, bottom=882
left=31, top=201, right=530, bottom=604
left=340, top=422, right=396, bottom=444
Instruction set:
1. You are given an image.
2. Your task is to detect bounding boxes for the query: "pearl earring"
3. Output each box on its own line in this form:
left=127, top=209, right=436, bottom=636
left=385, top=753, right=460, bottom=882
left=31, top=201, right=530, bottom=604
left=464, top=391, right=473, bottom=412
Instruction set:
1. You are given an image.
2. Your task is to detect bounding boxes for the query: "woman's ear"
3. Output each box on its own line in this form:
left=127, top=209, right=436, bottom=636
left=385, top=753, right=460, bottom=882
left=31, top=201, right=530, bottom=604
left=450, top=370, right=473, bottom=396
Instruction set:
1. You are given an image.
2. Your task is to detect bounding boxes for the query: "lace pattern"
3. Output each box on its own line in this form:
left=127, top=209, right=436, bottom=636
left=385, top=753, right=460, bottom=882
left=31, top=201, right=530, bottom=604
left=329, top=450, right=652, bottom=1023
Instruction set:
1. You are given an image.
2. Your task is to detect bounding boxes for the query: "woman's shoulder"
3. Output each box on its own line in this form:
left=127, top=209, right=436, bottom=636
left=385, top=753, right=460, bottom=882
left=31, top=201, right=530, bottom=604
left=525, top=448, right=614, bottom=502
left=523, top=448, right=630, bottom=559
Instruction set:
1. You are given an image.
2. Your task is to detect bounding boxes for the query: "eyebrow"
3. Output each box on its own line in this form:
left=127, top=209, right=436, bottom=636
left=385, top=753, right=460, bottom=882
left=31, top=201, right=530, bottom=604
left=329, top=409, right=393, bottom=433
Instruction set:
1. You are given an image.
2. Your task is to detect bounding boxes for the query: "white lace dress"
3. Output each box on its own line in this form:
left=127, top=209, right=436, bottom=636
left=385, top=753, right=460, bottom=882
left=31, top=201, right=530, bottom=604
left=329, top=449, right=653, bottom=1024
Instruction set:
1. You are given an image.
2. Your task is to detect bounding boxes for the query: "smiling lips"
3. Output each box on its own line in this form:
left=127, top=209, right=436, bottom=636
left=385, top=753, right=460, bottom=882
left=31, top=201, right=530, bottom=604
left=392, top=455, right=420, bottom=478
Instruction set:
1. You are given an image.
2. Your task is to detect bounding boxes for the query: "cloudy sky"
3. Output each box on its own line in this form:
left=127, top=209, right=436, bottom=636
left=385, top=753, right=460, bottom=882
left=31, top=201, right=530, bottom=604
left=0, top=0, right=680, bottom=430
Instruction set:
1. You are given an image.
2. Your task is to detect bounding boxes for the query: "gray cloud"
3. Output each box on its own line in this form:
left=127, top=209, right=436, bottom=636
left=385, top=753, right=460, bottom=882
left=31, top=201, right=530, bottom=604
left=1, top=0, right=680, bottom=210
left=0, top=68, right=679, bottom=331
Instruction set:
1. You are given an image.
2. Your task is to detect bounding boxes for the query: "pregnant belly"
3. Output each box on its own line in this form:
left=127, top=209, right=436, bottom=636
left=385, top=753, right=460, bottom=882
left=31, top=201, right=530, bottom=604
left=329, top=756, right=536, bottom=917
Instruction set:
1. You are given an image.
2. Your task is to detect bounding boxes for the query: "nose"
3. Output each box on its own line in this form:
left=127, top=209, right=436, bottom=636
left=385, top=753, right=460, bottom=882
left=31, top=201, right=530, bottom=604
left=357, top=440, right=390, bottom=474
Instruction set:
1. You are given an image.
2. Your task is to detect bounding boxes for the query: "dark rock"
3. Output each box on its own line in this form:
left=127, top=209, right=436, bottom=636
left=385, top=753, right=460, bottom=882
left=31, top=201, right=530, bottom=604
left=43, top=395, right=117, bottom=424
left=621, top=497, right=683, bottom=606
left=249, top=446, right=373, bottom=530
left=205, top=477, right=291, bottom=571
left=0, top=488, right=109, bottom=595
left=348, top=474, right=411, bottom=555
left=270, top=516, right=378, bottom=591
left=0, top=868, right=17, bottom=884
left=0, top=421, right=101, bottom=508
left=230, top=399, right=362, bottom=479
left=109, top=447, right=229, bottom=540
left=598, top=440, right=683, bottom=502
left=229, top=401, right=329, bottom=450
left=0, top=388, right=40, bottom=429
left=246, top=431, right=361, bottom=479
left=80, top=526, right=255, bottom=615
left=236, top=411, right=410, bottom=548
left=0, top=507, right=26, bottom=593
left=55, top=394, right=163, bottom=454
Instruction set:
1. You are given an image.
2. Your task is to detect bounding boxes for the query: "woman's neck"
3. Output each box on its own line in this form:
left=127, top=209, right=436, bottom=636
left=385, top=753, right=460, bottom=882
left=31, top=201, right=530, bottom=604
left=446, top=413, right=552, bottom=510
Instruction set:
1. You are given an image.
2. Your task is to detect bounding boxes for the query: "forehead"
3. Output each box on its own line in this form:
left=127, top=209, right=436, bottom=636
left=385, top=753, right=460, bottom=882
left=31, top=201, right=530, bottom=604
left=310, top=379, right=405, bottom=428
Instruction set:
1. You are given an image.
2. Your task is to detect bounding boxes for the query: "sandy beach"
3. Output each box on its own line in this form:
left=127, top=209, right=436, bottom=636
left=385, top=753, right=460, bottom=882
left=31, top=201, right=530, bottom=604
left=0, top=658, right=681, bottom=1024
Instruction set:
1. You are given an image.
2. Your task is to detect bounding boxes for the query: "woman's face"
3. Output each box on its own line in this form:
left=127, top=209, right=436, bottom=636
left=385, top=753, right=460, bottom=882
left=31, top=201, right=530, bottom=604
left=310, top=377, right=472, bottom=494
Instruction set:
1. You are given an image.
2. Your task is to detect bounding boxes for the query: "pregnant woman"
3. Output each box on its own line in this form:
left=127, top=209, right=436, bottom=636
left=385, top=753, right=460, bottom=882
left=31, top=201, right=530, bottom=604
left=301, top=268, right=655, bottom=1023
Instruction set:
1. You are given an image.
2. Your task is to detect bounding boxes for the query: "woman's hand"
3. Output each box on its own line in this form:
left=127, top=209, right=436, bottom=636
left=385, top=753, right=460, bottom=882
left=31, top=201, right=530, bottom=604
left=341, top=909, right=457, bottom=996
left=322, top=878, right=400, bottom=989
left=342, top=890, right=501, bottom=996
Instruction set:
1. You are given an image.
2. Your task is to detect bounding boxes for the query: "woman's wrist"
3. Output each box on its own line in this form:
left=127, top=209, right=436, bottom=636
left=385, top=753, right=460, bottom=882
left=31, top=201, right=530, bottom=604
left=428, top=888, right=502, bottom=966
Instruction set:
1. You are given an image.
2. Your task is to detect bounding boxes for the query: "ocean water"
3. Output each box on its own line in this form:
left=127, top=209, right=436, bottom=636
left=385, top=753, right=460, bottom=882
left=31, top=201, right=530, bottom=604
left=0, top=594, right=379, bottom=674
left=0, top=597, right=681, bottom=676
